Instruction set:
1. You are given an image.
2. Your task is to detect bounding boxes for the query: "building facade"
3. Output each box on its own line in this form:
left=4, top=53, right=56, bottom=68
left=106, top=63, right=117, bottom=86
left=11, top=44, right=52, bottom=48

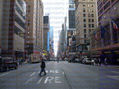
left=69, top=0, right=76, bottom=30
left=43, top=16, right=50, bottom=51
left=67, top=0, right=76, bottom=53
left=0, top=0, right=3, bottom=56
left=58, top=17, right=67, bottom=58
left=25, top=0, right=43, bottom=59
left=74, top=0, right=98, bottom=53
left=0, top=0, right=26, bottom=61
left=90, top=0, right=119, bottom=64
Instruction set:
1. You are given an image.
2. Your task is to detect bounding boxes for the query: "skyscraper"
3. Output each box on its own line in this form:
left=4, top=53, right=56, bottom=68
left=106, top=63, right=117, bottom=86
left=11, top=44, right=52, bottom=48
left=74, top=0, right=98, bottom=52
left=1, top=0, right=26, bottom=60
left=43, top=16, right=50, bottom=51
left=67, top=0, right=76, bottom=52
left=69, top=0, right=75, bottom=30
left=25, top=0, right=44, bottom=59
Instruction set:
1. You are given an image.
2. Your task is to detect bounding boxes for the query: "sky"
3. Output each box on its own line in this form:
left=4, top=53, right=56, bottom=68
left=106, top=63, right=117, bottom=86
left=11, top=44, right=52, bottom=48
left=42, top=0, right=69, bottom=56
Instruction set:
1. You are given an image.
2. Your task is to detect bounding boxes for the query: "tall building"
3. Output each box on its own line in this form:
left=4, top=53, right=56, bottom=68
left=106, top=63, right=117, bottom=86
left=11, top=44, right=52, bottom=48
left=49, top=26, right=54, bottom=57
left=97, top=0, right=119, bottom=26
left=0, top=0, right=3, bottom=55
left=43, top=16, right=50, bottom=51
left=0, top=0, right=26, bottom=60
left=69, top=0, right=76, bottom=30
left=74, top=0, right=98, bottom=52
left=67, top=0, right=76, bottom=53
left=25, top=0, right=43, bottom=59
left=90, top=0, right=119, bottom=64
left=58, top=17, right=67, bottom=57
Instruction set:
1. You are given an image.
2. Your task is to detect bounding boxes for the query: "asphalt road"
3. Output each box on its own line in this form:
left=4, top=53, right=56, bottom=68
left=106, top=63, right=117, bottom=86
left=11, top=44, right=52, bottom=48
left=0, top=61, right=119, bottom=89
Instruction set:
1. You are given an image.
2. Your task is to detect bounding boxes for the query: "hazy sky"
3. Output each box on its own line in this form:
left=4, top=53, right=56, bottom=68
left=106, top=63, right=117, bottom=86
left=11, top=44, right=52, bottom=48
left=42, top=0, right=68, bottom=56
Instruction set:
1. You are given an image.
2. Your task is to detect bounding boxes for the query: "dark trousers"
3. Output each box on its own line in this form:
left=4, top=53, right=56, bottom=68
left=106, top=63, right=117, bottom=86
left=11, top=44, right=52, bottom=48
left=39, top=68, right=46, bottom=76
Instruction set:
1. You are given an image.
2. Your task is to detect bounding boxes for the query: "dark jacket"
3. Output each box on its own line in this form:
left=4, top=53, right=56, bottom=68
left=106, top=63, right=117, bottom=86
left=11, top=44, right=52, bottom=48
left=41, top=61, right=46, bottom=68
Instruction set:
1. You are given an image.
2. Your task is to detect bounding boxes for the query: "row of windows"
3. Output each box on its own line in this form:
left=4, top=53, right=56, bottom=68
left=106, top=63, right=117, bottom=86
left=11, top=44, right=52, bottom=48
left=83, top=4, right=94, bottom=7
left=84, top=24, right=94, bottom=28
left=98, top=0, right=115, bottom=14
left=14, top=25, right=24, bottom=38
left=84, top=29, right=93, bottom=33
left=83, top=9, right=94, bottom=13
left=83, top=19, right=94, bottom=22
left=15, top=14, right=25, bottom=29
left=15, top=3, right=26, bottom=20
left=83, top=13, right=94, bottom=17
left=82, top=0, right=94, bottom=2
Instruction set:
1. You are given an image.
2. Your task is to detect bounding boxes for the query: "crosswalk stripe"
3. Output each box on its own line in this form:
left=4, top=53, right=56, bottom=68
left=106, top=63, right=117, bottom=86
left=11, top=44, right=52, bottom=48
left=107, top=75, right=119, bottom=81
left=25, top=78, right=33, bottom=84
left=30, top=72, right=36, bottom=77
left=37, top=77, right=43, bottom=84
left=111, top=71, right=119, bottom=74
left=0, top=73, right=9, bottom=77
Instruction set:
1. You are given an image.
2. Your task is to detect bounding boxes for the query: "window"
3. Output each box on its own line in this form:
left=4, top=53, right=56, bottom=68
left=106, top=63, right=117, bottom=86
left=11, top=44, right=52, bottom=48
left=84, top=24, right=86, bottom=27
left=91, top=14, right=94, bottom=17
left=84, top=29, right=86, bottom=33
left=83, top=4, right=85, bottom=7
left=84, top=40, right=87, bottom=43
left=89, top=24, right=91, bottom=28
left=83, top=19, right=86, bottom=22
left=92, top=19, right=94, bottom=22
left=84, top=34, right=86, bottom=38
left=92, top=24, right=94, bottom=27
left=83, top=14, right=86, bottom=17
left=89, top=19, right=91, bottom=22
left=89, top=29, right=91, bottom=32
left=104, top=1, right=110, bottom=10
left=83, top=9, right=86, bottom=12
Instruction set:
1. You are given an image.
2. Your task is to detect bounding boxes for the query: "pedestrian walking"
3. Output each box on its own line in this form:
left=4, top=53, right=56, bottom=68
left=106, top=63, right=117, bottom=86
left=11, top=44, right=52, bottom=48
left=104, top=58, right=107, bottom=65
left=100, top=52, right=106, bottom=66
left=39, top=59, right=46, bottom=76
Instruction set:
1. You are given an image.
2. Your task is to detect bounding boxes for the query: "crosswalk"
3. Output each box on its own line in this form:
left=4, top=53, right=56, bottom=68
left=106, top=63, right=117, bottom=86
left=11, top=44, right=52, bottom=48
left=0, top=72, right=9, bottom=77
left=107, top=70, right=119, bottom=81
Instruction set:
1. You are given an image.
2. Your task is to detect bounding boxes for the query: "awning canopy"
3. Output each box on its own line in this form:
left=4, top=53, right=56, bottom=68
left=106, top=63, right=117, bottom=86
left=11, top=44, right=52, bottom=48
left=91, top=43, right=119, bottom=51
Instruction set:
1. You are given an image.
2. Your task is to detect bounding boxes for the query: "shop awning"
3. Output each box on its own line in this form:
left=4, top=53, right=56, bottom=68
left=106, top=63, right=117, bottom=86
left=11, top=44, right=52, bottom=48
left=92, top=43, right=119, bottom=51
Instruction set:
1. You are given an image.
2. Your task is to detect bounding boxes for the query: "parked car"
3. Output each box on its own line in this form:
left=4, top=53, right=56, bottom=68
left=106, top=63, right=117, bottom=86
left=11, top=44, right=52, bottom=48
left=2, top=57, right=18, bottom=70
left=82, top=57, right=93, bottom=65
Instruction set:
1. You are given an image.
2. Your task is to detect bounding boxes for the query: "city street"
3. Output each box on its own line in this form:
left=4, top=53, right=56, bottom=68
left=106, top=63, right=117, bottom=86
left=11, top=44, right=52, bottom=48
left=0, top=61, right=119, bottom=89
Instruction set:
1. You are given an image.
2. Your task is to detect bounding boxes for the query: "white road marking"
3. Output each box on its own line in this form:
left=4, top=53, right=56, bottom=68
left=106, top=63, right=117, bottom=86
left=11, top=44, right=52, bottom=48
left=55, top=77, right=62, bottom=83
left=38, top=70, right=64, bottom=75
left=44, top=76, right=62, bottom=84
left=44, top=76, right=54, bottom=84
left=50, top=70, right=55, bottom=73
left=108, top=75, right=119, bottom=81
left=30, top=72, right=36, bottom=77
left=25, top=78, right=33, bottom=84
left=111, top=71, right=119, bottom=74
left=46, top=70, right=48, bottom=73
left=38, top=70, right=48, bottom=74
left=37, top=77, right=43, bottom=84
left=62, top=72, right=65, bottom=75
left=0, top=73, right=9, bottom=77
